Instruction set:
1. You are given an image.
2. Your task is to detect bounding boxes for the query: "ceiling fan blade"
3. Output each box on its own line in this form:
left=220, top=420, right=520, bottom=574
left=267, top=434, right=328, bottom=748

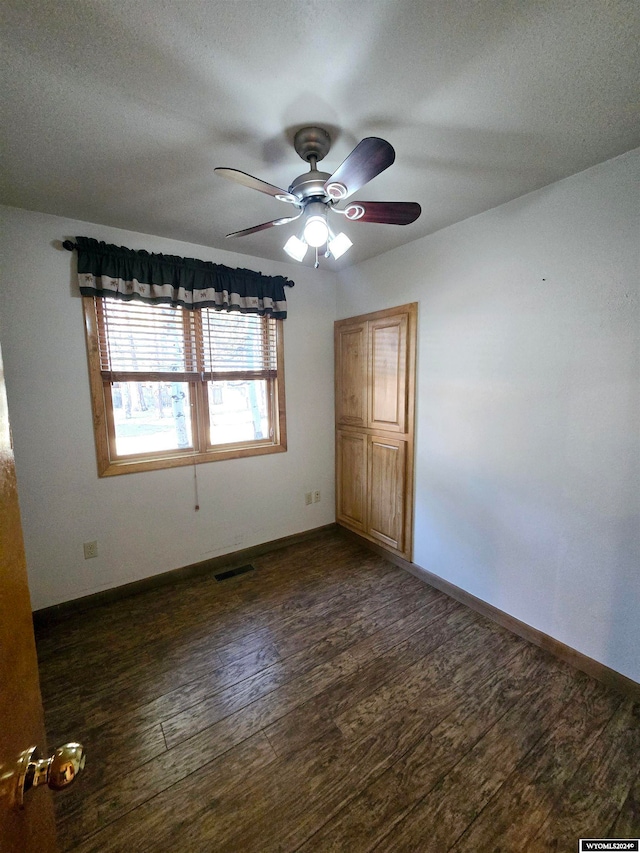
left=215, top=168, right=297, bottom=203
left=225, top=211, right=303, bottom=239
left=338, top=201, right=421, bottom=225
left=324, top=138, right=395, bottom=200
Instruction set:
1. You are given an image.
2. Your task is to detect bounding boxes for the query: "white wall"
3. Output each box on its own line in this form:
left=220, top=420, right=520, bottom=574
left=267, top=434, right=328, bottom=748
left=0, top=208, right=336, bottom=610
left=337, top=149, right=640, bottom=683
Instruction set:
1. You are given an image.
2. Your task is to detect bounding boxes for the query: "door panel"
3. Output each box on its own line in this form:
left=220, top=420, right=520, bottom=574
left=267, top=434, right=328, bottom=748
left=336, top=430, right=367, bottom=531
left=334, top=303, right=416, bottom=562
left=368, top=314, right=408, bottom=433
left=368, top=435, right=406, bottom=551
left=335, top=323, right=367, bottom=428
left=0, top=340, right=58, bottom=851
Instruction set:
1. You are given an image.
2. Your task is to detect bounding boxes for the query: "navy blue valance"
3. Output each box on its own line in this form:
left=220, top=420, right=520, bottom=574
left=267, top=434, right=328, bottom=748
left=66, top=237, right=294, bottom=318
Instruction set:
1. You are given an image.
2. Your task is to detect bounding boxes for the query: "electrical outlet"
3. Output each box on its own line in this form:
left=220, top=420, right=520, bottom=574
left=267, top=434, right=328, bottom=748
left=305, top=492, right=313, bottom=506
left=83, top=540, right=98, bottom=559
left=313, top=490, right=321, bottom=503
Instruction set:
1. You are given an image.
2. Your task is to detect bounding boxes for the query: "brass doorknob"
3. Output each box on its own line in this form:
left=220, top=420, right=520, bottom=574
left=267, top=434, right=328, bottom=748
left=16, top=743, right=86, bottom=807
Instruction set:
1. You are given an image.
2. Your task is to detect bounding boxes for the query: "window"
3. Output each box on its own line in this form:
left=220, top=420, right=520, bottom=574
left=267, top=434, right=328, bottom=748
left=83, top=296, right=286, bottom=476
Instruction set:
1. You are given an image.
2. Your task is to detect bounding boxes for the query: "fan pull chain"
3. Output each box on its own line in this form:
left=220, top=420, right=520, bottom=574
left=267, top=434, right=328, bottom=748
left=193, top=461, right=200, bottom=512
left=193, top=368, right=205, bottom=511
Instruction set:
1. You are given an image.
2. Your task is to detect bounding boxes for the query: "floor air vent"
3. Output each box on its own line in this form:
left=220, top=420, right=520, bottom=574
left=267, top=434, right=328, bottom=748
left=214, top=564, right=256, bottom=582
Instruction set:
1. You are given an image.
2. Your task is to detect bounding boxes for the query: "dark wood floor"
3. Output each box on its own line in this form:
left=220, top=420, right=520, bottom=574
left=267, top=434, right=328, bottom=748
left=35, top=529, right=639, bottom=852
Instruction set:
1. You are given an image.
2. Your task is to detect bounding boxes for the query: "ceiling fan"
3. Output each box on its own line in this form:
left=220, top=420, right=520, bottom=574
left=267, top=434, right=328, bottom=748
left=215, top=126, right=421, bottom=266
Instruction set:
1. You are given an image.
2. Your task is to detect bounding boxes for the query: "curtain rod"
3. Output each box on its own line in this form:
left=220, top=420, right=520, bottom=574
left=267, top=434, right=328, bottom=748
left=62, top=240, right=78, bottom=251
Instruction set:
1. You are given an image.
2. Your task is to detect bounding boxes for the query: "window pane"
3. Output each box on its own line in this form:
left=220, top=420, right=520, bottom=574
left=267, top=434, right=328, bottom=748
left=112, top=381, right=193, bottom=456
left=208, top=379, right=270, bottom=446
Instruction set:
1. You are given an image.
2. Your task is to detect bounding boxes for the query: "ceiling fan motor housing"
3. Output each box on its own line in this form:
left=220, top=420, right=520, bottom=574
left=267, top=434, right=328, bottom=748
left=288, top=170, right=332, bottom=204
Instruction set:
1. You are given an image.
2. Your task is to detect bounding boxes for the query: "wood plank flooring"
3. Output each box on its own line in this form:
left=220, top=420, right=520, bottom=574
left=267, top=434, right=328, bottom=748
left=34, top=529, right=640, bottom=852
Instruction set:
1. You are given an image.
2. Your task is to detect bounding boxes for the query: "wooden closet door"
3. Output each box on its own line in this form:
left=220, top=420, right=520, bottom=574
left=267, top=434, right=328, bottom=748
left=335, top=322, right=368, bottom=428
left=335, top=430, right=367, bottom=531
left=335, top=303, right=416, bottom=561
left=368, top=313, right=408, bottom=433
left=367, top=435, right=406, bottom=552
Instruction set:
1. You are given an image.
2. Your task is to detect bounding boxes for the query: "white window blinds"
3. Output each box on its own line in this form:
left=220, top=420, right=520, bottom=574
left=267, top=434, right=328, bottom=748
left=200, top=310, right=277, bottom=374
left=94, top=299, right=278, bottom=378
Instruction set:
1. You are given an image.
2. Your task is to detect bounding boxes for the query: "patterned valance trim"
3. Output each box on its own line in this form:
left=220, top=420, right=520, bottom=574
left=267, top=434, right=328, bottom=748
left=69, top=237, right=294, bottom=318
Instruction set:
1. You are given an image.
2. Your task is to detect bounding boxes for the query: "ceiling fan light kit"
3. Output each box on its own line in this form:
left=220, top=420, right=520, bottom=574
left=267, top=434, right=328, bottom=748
left=283, top=234, right=308, bottom=262
left=302, top=201, right=329, bottom=247
left=328, top=231, right=353, bottom=260
left=215, top=126, right=421, bottom=267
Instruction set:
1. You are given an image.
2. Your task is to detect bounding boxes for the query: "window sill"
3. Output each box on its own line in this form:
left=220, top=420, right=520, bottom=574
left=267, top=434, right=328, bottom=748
left=97, top=441, right=287, bottom=477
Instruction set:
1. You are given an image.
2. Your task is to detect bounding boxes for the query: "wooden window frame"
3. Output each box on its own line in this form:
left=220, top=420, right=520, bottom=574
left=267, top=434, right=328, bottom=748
left=83, top=296, right=287, bottom=477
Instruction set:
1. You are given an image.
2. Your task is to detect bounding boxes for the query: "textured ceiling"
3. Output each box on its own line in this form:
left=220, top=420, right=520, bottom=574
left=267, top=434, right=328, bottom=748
left=1, top=0, right=639, bottom=269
